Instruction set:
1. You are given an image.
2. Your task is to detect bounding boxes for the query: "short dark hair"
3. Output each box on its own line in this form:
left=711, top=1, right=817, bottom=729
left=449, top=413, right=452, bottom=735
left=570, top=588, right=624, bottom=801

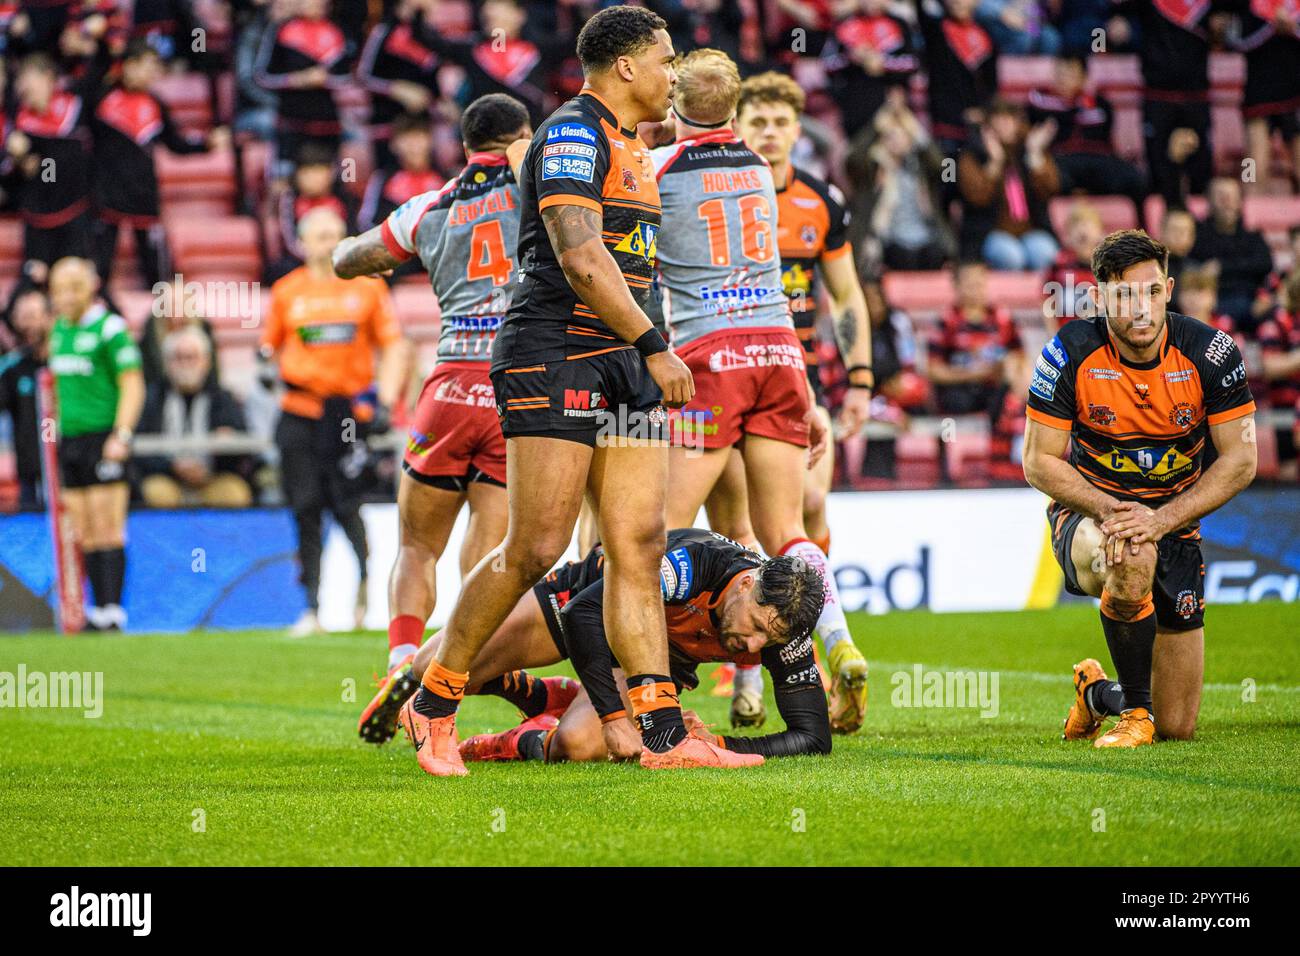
left=124, top=38, right=162, bottom=63
left=754, top=555, right=826, bottom=645
left=576, top=5, right=666, bottom=73
left=295, top=141, right=336, bottom=169
left=391, top=112, right=432, bottom=140
left=1091, top=229, right=1169, bottom=283
left=460, top=93, right=529, bottom=151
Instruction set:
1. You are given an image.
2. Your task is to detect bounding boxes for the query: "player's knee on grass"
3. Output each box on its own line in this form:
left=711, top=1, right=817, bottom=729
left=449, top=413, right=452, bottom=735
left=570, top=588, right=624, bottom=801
left=1157, top=711, right=1198, bottom=741
left=548, top=715, right=605, bottom=763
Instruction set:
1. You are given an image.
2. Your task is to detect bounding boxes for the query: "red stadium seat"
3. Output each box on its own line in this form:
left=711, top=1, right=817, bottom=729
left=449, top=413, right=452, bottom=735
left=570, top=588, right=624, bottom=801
left=998, top=56, right=1055, bottom=102
left=1049, top=196, right=1138, bottom=236
left=167, top=216, right=261, bottom=284
left=0, top=218, right=23, bottom=281
left=944, top=432, right=991, bottom=483
left=883, top=271, right=953, bottom=312
left=1244, top=195, right=1300, bottom=234
left=986, top=272, right=1047, bottom=309
left=1142, top=195, right=1208, bottom=236
left=157, top=147, right=236, bottom=211
left=1209, top=52, right=1245, bottom=103
left=1088, top=55, right=1141, bottom=96
left=153, top=73, right=213, bottom=134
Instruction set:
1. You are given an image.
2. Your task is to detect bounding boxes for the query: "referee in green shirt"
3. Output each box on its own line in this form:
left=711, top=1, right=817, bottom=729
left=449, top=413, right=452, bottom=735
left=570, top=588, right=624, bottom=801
left=48, top=258, right=145, bottom=631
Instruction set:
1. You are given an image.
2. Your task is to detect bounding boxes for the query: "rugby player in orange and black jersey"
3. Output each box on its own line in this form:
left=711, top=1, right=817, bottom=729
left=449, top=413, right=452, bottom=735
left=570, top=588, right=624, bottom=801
left=491, top=83, right=672, bottom=443
left=1023, top=230, right=1257, bottom=750
left=437, top=528, right=831, bottom=764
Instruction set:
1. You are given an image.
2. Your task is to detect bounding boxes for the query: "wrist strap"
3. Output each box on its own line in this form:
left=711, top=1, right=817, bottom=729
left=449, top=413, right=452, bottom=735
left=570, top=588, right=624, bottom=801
left=847, top=364, right=875, bottom=388
left=634, top=328, right=669, bottom=358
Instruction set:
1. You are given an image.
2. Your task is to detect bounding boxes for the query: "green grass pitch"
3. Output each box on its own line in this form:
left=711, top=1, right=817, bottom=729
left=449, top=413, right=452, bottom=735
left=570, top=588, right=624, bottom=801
left=1, top=603, right=1297, bottom=866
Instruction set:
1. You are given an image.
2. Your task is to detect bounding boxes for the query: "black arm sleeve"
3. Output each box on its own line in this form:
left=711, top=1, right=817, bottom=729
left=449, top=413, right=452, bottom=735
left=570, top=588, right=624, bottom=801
left=557, top=578, right=625, bottom=720
left=719, top=641, right=832, bottom=757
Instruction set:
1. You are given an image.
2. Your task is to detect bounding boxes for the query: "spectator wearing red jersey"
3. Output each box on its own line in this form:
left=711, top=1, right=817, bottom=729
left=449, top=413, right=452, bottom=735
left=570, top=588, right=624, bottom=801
left=1257, top=270, right=1300, bottom=478
left=913, top=0, right=1000, bottom=154
left=957, top=99, right=1060, bottom=271
left=414, top=0, right=566, bottom=126
left=358, top=115, right=445, bottom=282
left=821, top=0, right=919, bottom=136
left=1044, top=201, right=1103, bottom=330
left=926, top=260, right=1027, bottom=418
left=356, top=0, right=442, bottom=172
left=254, top=0, right=350, bottom=175
left=1027, top=54, right=1147, bottom=219
left=6, top=44, right=110, bottom=278
left=91, top=40, right=231, bottom=289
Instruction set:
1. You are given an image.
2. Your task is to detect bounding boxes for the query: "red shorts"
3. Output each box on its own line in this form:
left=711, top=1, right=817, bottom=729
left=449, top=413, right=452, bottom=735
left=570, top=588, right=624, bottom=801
left=403, top=362, right=506, bottom=487
left=671, top=327, right=811, bottom=450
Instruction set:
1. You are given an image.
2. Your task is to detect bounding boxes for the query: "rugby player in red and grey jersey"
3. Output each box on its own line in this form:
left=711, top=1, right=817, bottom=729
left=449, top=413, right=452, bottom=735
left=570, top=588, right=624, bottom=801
left=383, top=529, right=829, bottom=764
left=1023, top=230, right=1257, bottom=748
left=650, top=51, right=872, bottom=737
left=332, top=94, right=531, bottom=743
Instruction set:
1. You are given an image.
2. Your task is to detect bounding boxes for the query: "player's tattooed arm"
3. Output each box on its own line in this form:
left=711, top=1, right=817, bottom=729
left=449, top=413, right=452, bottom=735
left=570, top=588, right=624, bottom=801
left=541, top=203, right=654, bottom=343
left=332, top=226, right=402, bottom=279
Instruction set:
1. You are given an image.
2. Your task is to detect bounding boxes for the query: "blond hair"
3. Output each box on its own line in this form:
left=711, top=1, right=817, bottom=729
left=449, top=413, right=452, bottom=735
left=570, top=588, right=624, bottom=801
left=673, top=48, right=741, bottom=126
left=737, top=71, right=805, bottom=120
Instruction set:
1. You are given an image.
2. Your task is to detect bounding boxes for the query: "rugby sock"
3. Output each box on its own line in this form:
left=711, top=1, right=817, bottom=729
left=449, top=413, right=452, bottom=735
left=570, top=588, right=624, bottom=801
left=387, top=615, right=423, bottom=670
left=1086, top=680, right=1127, bottom=718
left=734, top=663, right=764, bottom=696
left=626, top=675, right=687, bottom=753
left=517, top=728, right=552, bottom=761
left=102, top=546, right=126, bottom=608
left=413, top=659, right=469, bottom=719
left=83, top=549, right=109, bottom=610
left=479, top=670, right=549, bottom=718
left=780, top=538, right=853, bottom=655
left=1098, top=589, right=1156, bottom=712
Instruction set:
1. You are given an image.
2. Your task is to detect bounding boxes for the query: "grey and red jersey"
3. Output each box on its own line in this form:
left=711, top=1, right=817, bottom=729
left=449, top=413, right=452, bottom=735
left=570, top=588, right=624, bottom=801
left=381, top=152, right=521, bottom=362
left=650, top=131, right=791, bottom=348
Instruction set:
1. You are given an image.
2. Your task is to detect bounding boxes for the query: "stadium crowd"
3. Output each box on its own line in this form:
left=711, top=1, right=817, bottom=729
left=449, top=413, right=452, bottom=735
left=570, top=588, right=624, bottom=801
left=2, top=0, right=1300, bottom=517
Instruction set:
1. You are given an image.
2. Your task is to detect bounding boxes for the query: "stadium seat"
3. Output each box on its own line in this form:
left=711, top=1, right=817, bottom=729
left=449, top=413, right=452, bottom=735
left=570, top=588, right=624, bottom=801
left=884, top=271, right=953, bottom=313
left=153, top=73, right=213, bottom=134
left=1088, top=55, right=1141, bottom=98
left=109, top=289, right=159, bottom=332
left=1244, top=195, right=1300, bottom=234
left=0, top=218, right=23, bottom=281
left=943, top=432, right=991, bottom=483
left=157, top=147, right=237, bottom=211
left=986, top=272, right=1047, bottom=310
left=998, top=56, right=1055, bottom=102
left=1110, top=105, right=1144, bottom=160
left=1209, top=53, right=1245, bottom=103
left=167, top=216, right=261, bottom=283
left=1212, top=106, right=1246, bottom=174
left=1049, top=196, right=1138, bottom=236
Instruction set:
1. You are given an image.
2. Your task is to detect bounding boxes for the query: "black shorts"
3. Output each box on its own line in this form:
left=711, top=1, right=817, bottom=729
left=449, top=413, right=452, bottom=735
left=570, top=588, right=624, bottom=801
left=1048, top=501, right=1206, bottom=631
left=532, top=545, right=606, bottom=657
left=59, top=431, right=127, bottom=488
left=491, top=346, right=666, bottom=447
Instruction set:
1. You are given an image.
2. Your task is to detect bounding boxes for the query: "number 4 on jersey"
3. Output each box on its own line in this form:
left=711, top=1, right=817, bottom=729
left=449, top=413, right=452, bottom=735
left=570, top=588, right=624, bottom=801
left=466, top=219, right=514, bottom=286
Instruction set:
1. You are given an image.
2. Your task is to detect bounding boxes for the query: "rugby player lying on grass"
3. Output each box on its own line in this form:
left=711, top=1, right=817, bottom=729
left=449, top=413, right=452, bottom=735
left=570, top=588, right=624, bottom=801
left=361, top=528, right=830, bottom=764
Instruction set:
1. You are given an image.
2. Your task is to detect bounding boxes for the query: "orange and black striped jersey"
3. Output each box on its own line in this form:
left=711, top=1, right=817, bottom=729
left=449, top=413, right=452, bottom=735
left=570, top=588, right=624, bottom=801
left=775, top=165, right=851, bottom=379
left=1026, top=312, right=1256, bottom=535
left=495, top=89, right=660, bottom=370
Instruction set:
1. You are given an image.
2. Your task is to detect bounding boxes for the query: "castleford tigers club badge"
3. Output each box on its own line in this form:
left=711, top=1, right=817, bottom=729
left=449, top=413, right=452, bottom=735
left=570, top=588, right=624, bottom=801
left=1169, top=402, right=1196, bottom=428
left=622, top=168, right=638, bottom=192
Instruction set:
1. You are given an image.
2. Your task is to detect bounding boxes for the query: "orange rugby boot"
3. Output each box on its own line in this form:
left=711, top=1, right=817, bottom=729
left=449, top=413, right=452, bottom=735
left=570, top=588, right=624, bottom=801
left=1094, top=707, right=1156, bottom=748
left=357, top=655, right=418, bottom=745
left=397, top=697, right=469, bottom=776
left=1063, top=658, right=1109, bottom=741
left=640, top=735, right=764, bottom=770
